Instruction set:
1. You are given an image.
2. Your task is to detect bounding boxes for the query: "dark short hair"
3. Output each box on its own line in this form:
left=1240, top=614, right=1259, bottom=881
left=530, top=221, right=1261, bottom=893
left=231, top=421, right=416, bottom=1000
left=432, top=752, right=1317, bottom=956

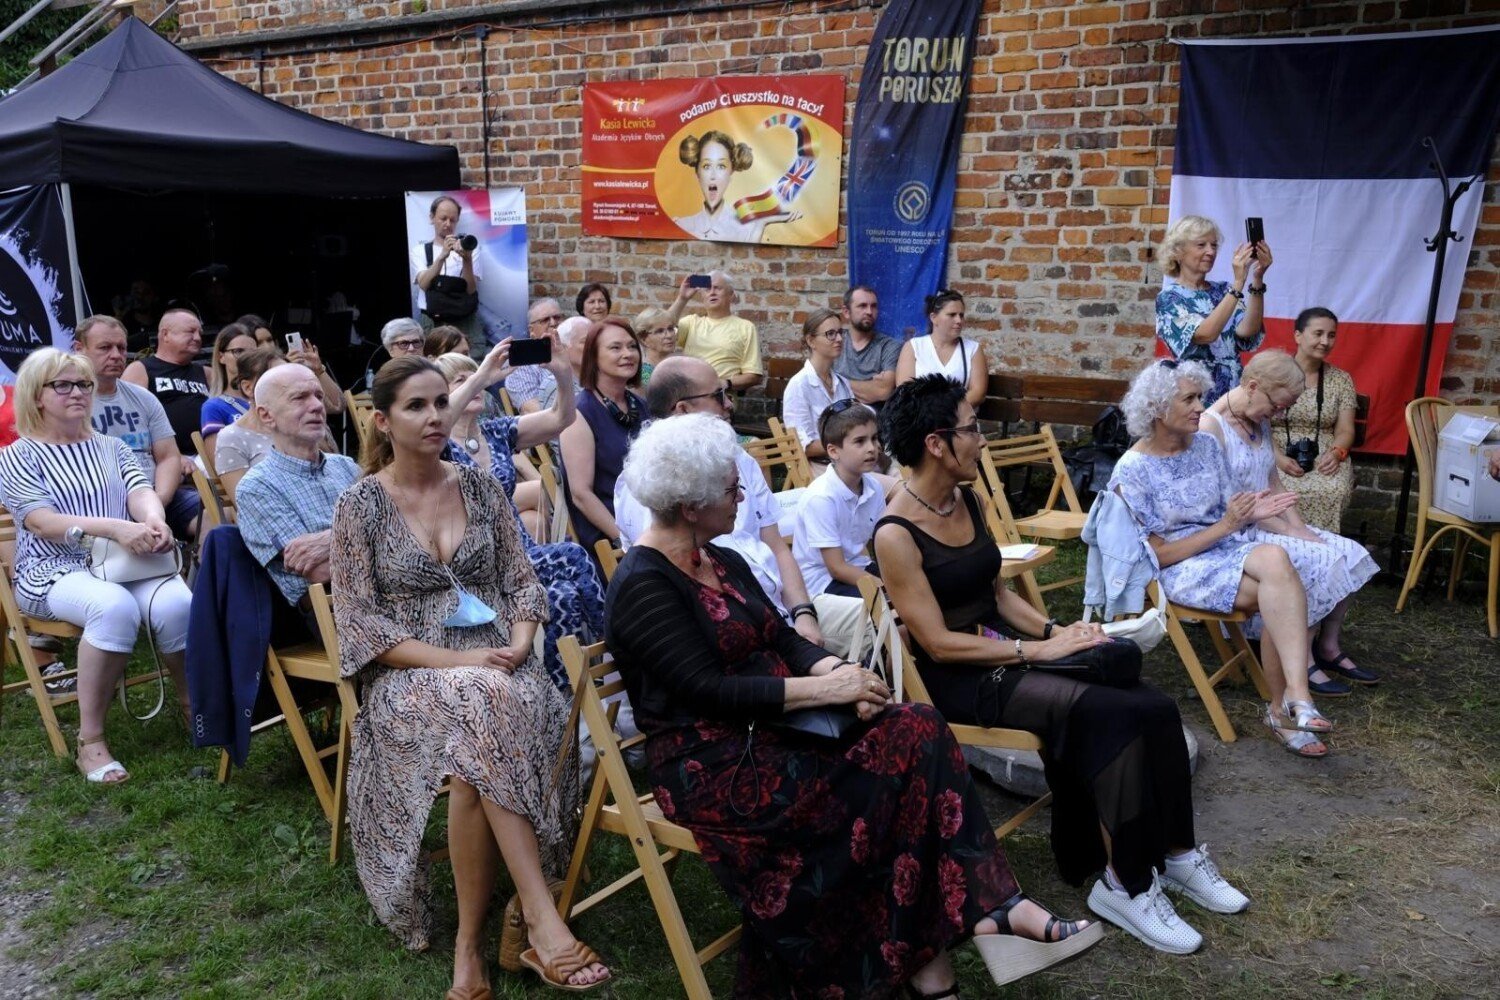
left=235, top=313, right=269, bottom=333
left=75, top=314, right=126, bottom=345
left=821, top=401, right=877, bottom=450
left=878, top=374, right=965, bottom=468
left=924, top=289, right=964, bottom=317
left=843, top=284, right=878, bottom=308
left=579, top=318, right=642, bottom=391
left=575, top=282, right=613, bottom=316
left=424, top=324, right=467, bottom=357
left=1294, top=306, right=1338, bottom=331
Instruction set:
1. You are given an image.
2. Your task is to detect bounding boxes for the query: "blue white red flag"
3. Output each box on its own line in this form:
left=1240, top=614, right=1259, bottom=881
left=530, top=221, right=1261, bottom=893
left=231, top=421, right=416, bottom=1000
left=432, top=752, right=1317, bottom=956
left=1169, top=26, right=1500, bottom=454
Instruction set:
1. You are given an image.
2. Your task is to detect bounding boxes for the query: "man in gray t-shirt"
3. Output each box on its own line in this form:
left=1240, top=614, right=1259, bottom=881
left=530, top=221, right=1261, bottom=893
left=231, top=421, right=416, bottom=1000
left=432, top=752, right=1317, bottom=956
left=833, top=285, right=902, bottom=408
left=76, top=315, right=201, bottom=538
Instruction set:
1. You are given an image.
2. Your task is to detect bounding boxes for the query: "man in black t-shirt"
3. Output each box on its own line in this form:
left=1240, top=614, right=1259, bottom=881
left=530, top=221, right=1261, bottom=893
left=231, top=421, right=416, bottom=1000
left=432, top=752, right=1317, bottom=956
left=123, top=308, right=212, bottom=458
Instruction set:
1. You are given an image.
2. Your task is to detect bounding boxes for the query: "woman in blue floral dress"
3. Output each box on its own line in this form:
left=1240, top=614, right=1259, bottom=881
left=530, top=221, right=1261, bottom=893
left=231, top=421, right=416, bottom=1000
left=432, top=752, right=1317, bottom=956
left=1110, top=359, right=1338, bottom=758
left=439, top=342, right=605, bottom=692
left=1200, top=351, right=1378, bottom=698
left=1155, top=215, right=1272, bottom=405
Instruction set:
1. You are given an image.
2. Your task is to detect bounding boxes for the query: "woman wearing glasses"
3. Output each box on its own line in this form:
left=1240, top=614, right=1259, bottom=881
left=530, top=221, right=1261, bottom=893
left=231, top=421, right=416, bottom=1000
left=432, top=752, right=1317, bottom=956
left=1199, top=351, right=1378, bottom=705
left=781, top=308, right=855, bottom=466
left=632, top=306, right=679, bottom=387
left=0, top=349, right=192, bottom=784
left=875, top=375, right=1249, bottom=957
left=895, top=290, right=988, bottom=408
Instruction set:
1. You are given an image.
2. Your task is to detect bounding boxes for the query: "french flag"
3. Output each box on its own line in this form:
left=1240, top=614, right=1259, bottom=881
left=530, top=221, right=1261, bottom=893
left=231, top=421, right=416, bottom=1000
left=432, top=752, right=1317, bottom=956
left=1168, top=26, right=1500, bottom=455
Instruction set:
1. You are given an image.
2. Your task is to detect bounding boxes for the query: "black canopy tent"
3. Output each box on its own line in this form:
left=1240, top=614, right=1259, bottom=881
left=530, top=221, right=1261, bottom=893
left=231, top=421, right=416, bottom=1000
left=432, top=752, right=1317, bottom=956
left=0, top=16, right=460, bottom=353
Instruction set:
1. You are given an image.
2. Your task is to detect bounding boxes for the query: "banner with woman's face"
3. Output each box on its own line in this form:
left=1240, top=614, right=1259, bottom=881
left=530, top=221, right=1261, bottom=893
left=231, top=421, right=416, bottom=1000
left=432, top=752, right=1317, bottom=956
left=582, top=76, right=845, bottom=248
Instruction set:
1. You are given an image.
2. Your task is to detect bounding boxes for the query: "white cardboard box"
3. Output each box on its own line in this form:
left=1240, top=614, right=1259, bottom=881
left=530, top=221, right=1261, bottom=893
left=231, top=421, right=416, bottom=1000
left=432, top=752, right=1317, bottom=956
left=1434, top=411, right=1500, bottom=522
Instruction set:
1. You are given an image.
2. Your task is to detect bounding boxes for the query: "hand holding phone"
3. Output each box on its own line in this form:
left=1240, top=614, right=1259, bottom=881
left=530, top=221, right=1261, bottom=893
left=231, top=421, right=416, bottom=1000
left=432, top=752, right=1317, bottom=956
left=687, top=274, right=712, bottom=289
left=1244, top=217, right=1265, bottom=254
left=285, top=331, right=304, bottom=354
left=508, top=337, right=552, bottom=367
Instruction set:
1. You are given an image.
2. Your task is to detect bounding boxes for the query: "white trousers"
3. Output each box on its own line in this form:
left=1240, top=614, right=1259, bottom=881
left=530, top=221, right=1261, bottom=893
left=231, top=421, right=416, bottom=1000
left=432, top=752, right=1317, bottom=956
left=47, top=570, right=192, bottom=655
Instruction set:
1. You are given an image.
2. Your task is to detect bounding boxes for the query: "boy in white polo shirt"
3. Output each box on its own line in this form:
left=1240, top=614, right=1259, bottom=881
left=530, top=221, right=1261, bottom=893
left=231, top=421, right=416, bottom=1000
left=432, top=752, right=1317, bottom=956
left=794, top=401, right=886, bottom=598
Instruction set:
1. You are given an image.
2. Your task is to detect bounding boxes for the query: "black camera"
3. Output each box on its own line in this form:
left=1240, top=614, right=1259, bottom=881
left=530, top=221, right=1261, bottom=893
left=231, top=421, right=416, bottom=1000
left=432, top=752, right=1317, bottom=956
left=1286, top=437, right=1317, bottom=473
left=457, top=233, right=479, bottom=252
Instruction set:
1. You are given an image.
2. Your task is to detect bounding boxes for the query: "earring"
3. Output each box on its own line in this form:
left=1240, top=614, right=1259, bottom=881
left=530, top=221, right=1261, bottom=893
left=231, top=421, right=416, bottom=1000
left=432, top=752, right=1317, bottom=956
left=690, top=526, right=702, bottom=568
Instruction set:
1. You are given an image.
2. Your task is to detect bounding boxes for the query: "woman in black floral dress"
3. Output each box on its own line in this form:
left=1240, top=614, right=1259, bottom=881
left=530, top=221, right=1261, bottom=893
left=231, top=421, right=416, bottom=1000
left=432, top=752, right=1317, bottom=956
left=605, top=413, right=1101, bottom=999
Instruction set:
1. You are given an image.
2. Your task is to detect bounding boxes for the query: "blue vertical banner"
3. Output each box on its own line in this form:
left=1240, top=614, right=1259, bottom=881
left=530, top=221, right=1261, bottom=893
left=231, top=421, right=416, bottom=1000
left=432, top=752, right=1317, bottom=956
left=0, top=184, right=84, bottom=382
left=847, top=0, right=983, bottom=339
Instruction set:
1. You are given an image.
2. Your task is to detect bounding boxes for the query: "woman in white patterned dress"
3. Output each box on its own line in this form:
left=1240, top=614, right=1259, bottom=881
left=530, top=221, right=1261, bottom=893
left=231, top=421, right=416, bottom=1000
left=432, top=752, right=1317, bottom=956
left=1109, top=359, right=1338, bottom=759
left=1201, top=352, right=1378, bottom=702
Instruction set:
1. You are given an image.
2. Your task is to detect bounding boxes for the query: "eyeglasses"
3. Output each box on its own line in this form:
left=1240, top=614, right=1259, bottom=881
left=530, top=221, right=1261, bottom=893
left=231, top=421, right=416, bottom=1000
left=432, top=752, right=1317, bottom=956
left=1260, top=387, right=1296, bottom=417
left=935, top=421, right=981, bottom=438
left=679, top=386, right=732, bottom=407
left=815, top=328, right=846, bottom=342
left=817, top=397, right=866, bottom=441
left=725, top=480, right=745, bottom=499
left=225, top=346, right=250, bottom=357
left=390, top=338, right=424, bottom=353
left=529, top=314, right=563, bottom=327
left=44, top=379, right=95, bottom=396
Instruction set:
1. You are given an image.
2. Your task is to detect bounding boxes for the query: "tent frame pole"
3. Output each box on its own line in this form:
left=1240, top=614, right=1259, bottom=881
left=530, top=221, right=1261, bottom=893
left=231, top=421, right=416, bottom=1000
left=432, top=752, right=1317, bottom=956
left=57, top=183, right=88, bottom=327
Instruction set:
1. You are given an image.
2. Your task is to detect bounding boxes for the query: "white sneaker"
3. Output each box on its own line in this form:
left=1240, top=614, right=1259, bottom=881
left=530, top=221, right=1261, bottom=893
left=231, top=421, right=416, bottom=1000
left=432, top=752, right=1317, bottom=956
left=1162, top=844, right=1250, bottom=914
left=1087, top=871, right=1203, bottom=955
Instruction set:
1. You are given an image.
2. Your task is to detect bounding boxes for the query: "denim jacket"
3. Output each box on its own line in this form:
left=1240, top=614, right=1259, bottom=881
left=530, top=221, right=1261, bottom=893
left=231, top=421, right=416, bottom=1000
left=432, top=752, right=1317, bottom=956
left=1082, top=488, right=1158, bottom=620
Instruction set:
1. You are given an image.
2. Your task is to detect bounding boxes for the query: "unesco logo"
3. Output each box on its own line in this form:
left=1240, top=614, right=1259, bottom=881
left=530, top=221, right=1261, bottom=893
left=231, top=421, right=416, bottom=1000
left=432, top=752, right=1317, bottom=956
left=895, top=181, right=930, bottom=224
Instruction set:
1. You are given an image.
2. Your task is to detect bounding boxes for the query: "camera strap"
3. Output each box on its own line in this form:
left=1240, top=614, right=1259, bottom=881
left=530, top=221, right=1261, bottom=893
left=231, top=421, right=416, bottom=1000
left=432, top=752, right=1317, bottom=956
left=1283, top=364, right=1324, bottom=450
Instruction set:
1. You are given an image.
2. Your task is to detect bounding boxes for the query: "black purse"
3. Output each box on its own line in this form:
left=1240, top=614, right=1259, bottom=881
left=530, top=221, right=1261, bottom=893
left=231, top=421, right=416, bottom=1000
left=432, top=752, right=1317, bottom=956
left=423, top=243, right=478, bottom=318
left=770, top=706, right=859, bottom=740
left=1028, top=637, right=1142, bottom=688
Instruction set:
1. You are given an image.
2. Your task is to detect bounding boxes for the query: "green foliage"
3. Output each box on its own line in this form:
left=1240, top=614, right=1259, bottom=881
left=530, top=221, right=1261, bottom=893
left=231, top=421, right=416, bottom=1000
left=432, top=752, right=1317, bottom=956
left=1, top=0, right=100, bottom=93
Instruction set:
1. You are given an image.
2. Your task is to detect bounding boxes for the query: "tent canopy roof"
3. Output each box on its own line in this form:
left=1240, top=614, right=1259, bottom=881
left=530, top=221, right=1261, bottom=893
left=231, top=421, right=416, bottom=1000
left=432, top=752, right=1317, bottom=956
left=0, top=17, right=459, bottom=196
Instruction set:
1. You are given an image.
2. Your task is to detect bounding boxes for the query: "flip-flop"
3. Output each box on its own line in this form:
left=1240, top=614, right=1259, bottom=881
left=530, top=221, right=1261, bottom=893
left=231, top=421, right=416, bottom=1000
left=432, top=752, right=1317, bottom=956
left=518, top=941, right=611, bottom=993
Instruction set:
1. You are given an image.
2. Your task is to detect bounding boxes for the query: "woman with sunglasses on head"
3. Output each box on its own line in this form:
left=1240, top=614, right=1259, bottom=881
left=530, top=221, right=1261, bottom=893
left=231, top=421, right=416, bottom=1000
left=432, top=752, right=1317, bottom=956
left=781, top=308, right=855, bottom=467
left=1110, top=359, right=1340, bottom=759
left=1200, top=351, right=1378, bottom=700
left=0, top=349, right=193, bottom=785
left=560, top=318, right=647, bottom=554
left=632, top=306, right=679, bottom=387
left=331, top=355, right=609, bottom=995
left=895, top=290, right=988, bottom=408
left=875, top=374, right=1251, bottom=957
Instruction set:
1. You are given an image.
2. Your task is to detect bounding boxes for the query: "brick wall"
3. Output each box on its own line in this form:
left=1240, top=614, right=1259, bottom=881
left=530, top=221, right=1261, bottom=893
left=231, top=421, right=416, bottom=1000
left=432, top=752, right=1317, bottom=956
left=173, top=0, right=1499, bottom=527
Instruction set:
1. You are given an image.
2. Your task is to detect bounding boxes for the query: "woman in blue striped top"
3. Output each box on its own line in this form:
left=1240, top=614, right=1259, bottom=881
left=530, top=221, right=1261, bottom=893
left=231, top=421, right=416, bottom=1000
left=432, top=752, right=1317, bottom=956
left=0, top=349, right=192, bottom=784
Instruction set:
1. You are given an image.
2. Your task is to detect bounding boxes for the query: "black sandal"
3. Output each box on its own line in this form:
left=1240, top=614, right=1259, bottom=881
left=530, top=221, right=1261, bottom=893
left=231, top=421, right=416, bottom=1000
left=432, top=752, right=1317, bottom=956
left=972, top=892, right=1104, bottom=988
left=990, top=891, right=1091, bottom=943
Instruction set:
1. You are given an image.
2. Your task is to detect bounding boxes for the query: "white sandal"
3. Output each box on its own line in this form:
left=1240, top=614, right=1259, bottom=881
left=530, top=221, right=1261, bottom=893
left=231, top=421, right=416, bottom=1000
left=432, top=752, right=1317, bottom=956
left=76, top=735, right=130, bottom=784
left=1280, top=698, right=1333, bottom=734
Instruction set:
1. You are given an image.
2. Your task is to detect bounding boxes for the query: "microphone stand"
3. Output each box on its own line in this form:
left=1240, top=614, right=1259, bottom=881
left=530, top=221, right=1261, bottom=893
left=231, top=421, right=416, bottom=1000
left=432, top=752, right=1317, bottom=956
left=1387, top=137, right=1472, bottom=575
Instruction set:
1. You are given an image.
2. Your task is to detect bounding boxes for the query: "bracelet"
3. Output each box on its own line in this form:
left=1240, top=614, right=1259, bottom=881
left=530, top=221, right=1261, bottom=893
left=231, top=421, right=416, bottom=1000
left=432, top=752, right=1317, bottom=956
left=789, top=603, right=818, bottom=621
left=1247, top=283, right=1267, bottom=296
left=1331, top=446, right=1349, bottom=462
left=1042, top=619, right=1057, bottom=640
left=1227, top=287, right=1245, bottom=300
left=1014, top=638, right=1028, bottom=665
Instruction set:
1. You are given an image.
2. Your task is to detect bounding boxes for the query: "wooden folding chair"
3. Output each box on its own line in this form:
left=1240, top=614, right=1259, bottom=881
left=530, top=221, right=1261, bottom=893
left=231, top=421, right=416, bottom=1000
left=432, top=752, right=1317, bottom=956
left=978, top=426, right=1086, bottom=546
left=745, top=421, right=812, bottom=491
left=856, top=576, right=1051, bottom=840
left=1396, top=398, right=1500, bottom=637
left=1145, top=581, right=1269, bottom=743
left=0, top=507, right=172, bottom=757
left=966, top=479, right=1058, bottom=616
left=556, top=636, right=739, bottom=999
left=190, top=463, right=237, bottom=532
left=537, top=458, right=576, bottom=545
left=344, top=389, right=375, bottom=453
left=498, top=386, right=517, bottom=417
left=190, top=430, right=219, bottom=481
left=217, top=583, right=361, bottom=863
left=594, top=538, right=623, bottom=583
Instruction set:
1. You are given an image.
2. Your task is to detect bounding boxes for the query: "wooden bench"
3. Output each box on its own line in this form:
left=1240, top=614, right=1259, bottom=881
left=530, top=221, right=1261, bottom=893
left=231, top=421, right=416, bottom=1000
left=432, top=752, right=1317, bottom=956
left=977, top=373, right=1130, bottom=434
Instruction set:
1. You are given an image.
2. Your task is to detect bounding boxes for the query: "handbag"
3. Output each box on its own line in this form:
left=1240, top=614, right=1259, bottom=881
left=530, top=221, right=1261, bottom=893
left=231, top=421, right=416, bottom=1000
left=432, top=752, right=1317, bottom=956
left=1083, top=605, right=1168, bottom=654
left=1027, top=637, right=1142, bottom=688
left=770, top=706, right=859, bottom=740
left=88, top=535, right=182, bottom=583
left=423, top=243, right=479, bottom=318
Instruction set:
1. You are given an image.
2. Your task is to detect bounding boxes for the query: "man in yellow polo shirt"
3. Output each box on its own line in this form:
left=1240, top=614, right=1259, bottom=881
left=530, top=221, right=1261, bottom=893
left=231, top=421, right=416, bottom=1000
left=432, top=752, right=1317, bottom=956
left=664, top=270, right=763, bottom=393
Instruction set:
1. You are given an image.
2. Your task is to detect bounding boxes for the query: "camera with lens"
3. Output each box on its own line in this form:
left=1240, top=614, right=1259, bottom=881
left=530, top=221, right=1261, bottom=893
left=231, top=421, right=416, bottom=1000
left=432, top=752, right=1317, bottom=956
left=1286, top=437, right=1318, bottom=473
left=457, top=233, right=479, bottom=252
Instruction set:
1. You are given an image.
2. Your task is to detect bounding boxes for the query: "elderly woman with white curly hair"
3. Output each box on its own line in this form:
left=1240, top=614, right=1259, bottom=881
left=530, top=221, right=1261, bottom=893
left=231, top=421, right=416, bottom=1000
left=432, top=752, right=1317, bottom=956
left=1108, top=359, right=1337, bottom=759
left=604, top=412, right=1102, bottom=999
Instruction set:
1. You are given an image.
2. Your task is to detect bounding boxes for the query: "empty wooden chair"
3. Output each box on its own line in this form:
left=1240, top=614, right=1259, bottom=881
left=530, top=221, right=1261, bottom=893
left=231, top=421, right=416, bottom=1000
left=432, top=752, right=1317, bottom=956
left=744, top=421, right=813, bottom=491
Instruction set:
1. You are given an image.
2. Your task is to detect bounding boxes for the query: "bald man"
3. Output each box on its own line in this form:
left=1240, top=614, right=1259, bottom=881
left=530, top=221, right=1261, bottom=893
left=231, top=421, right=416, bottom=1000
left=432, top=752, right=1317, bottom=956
left=235, top=365, right=359, bottom=611
left=123, top=308, right=211, bottom=457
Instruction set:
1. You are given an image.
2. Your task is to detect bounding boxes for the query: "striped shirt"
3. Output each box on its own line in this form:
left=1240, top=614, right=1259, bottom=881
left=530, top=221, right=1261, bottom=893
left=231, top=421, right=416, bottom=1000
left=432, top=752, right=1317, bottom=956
left=0, top=435, right=150, bottom=616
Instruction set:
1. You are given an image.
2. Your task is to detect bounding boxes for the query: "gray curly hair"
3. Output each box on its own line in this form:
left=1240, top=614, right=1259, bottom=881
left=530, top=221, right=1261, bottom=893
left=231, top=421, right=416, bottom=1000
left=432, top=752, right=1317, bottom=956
left=1121, top=359, right=1212, bottom=439
left=621, top=412, right=740, bottom=523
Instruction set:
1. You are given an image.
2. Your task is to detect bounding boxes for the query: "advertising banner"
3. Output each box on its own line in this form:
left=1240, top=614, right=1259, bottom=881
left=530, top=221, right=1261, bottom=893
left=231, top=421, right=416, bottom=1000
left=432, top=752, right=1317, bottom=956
left=0, top=184, right=84, bottom=382
left=404, top=187, right=529, bottom=349
left=582, top=76, right=845, bottom=247
left=847, top=0, right=984, bottom=338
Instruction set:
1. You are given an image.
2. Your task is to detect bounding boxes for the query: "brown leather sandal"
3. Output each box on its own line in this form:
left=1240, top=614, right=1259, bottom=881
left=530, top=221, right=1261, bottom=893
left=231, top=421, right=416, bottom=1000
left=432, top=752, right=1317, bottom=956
left=443, top=988, right=492, bottom=1000
left=498, top=879, right=565, bottom=972
left=518, top=940, right=611, bottom=992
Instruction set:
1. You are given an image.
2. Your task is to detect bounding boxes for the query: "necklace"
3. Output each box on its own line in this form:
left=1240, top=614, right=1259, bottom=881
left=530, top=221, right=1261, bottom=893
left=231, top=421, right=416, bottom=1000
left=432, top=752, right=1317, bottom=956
left=1225, top=398, right=1259, bottom=442
left=451, top=422, right=481, bottom=454
left=903, top=482, right=957, bottom=517
left=389, top=466, right=453, bottom=561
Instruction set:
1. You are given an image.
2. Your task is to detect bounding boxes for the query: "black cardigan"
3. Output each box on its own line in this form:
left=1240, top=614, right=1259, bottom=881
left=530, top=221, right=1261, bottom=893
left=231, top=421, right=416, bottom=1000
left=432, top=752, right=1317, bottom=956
left=603, top=543, right=831, bottom=728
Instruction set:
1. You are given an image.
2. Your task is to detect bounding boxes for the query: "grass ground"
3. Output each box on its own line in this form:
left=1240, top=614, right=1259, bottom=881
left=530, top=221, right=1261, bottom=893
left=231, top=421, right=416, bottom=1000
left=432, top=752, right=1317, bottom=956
left=2, top=558, right=1496, bottom=999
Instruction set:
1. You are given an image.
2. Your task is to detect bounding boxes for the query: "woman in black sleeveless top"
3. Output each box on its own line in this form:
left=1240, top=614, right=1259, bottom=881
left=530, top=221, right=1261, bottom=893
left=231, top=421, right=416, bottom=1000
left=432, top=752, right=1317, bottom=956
left=873, top=375, right=1252, bottom=957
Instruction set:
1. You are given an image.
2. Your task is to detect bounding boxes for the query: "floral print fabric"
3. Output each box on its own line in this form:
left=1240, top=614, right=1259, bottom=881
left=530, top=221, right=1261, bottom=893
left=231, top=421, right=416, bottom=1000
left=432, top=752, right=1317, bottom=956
left=1155, top=280, right=1262, bottom=405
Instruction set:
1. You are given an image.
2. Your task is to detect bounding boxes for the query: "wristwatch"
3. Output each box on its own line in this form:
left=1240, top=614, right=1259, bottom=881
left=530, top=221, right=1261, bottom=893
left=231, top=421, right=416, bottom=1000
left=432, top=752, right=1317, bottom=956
left=65, top=526, right=86, bottom=547
left=1042, top=619, right=1057, bottom=640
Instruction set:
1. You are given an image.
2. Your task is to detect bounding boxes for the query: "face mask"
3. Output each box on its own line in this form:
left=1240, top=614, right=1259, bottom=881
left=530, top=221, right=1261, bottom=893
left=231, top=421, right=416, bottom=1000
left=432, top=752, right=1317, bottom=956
left=443, top=583, right=498, bottom=629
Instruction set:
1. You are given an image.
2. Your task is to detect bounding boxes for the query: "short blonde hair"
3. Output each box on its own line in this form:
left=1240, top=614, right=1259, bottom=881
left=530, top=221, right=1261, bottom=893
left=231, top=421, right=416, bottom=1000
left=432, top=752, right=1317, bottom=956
left=1241, top=349, right=1304, bottom=396
left=1157, top=215, right=1221, bottom=278
left=634, top=306, right=672, bottom=335
left=14, top=348, right=95, bottom=438
left=433, top=351, right=478, bottom=383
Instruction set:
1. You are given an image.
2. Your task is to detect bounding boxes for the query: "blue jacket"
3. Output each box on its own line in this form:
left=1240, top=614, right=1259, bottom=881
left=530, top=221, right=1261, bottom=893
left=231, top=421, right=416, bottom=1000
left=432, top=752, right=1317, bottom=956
left=1082, top=488, right=1157, bottom=621
left=186, top=525, right=274, bottom=766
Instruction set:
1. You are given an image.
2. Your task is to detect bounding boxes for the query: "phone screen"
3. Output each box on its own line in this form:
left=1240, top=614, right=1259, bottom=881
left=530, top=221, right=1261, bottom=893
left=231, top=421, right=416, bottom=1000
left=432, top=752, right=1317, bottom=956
left=508, top=337, right=552, bottom=367
left=687, top=274, right=712, bottom=289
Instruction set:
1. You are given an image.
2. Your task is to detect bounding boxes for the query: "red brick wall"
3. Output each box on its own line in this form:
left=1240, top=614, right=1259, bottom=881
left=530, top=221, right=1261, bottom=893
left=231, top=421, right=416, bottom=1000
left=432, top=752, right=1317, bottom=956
left=174, top=0, right=1500, bottom=409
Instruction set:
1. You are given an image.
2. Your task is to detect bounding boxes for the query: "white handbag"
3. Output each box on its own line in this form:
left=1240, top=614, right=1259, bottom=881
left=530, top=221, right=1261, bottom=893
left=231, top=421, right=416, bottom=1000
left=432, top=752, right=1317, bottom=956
left=1083, top=605, right=1168, bottom=654
left=87, top=535, right=182, bottom=584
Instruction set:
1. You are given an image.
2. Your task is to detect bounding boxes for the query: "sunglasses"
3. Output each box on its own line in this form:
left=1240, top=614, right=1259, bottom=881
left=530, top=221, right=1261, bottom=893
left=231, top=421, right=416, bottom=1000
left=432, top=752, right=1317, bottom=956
left=817, top=397, right=867, bottom=442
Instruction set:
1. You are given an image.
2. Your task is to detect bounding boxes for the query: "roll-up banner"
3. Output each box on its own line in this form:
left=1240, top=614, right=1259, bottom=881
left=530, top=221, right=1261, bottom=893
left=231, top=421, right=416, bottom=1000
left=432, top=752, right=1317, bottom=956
left=0, top=184, right=86, bottom=381
left=404, top=187, right=530, bottom=349
left=847, top=0, right=984, bottom=338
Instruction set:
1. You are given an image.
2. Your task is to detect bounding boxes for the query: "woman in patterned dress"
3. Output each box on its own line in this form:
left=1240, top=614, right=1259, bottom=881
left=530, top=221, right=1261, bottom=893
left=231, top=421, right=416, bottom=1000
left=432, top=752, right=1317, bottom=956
left=331, top=356, right=608, bottom=996
left=1202, top=351, right=1379, bottom=694
left=436, top=342, right=606, bottom=692
left=606, top=413, right=1102, bottom=999
left=1154, top=215, right=1273, bottom=405
left=1275, top=307, right=1360, bottom=533
left=1110, top=359, right=1338, bottom=758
